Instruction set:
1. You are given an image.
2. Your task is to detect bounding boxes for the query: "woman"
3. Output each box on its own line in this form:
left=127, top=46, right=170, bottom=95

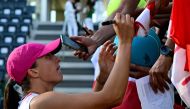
left=4, top=13, right=134, bottom=109
left=64, top=0, right=78, bottom=36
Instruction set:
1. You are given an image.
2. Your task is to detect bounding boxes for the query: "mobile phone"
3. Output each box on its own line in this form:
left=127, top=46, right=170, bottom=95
left=60, top=34, right=88, bottom=52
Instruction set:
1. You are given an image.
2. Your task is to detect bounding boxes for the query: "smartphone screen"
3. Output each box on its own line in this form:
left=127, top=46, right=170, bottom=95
left=60, top=35, right=88, bottom=52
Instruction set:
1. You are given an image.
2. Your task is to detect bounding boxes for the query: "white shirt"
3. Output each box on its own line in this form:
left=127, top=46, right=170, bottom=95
left=64, top=1, right=76, bottom=20
left=18, top=93, right=39, bottom=109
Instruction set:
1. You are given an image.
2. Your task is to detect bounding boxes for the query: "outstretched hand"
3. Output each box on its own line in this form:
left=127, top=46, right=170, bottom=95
left=149, top=55, right=172, bottom=93
left=113, top=13, right=134, bottom=44
left=97, top=40, right=117, bottom=84
left=71, top=36, right=98, bottom=60
left=70, top=27, right=97, bottom=60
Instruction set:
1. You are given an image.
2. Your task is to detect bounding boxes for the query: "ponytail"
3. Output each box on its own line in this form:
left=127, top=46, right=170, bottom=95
left=4, top=62, right=35, bottom=109
left=4, top=79, right=20, bottom=109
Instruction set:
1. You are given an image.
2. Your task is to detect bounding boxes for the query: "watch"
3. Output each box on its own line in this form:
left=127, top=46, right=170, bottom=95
left=160, top=45, right=174, bottom=57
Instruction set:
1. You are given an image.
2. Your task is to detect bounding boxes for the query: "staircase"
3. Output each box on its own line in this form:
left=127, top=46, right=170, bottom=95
left=29, top=21, right=94, bottom=93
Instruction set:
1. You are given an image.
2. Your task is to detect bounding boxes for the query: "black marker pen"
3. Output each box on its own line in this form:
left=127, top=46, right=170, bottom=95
left=102, top=20, right=116, bottom=26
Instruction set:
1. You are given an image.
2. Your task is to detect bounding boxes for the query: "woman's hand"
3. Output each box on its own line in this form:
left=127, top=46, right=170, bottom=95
left=96, top=41, right=117, bottom=84
left=113, top=13, right=135, bottom=44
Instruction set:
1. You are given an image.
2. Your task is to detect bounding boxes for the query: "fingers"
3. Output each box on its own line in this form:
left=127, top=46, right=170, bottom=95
left=106, top=43, right=115, bottom=54
left=114, top=13, right=121, bottom=24
left=100, top=40, right=112, bottom=55
left=113, top=13, right=134, bottom=43
left=131, top=17, right=135, bottom=24
left=158, top=74, right=169, bottom=93
left=111, top=54, right=116, bottom=62
left=121, top=13, right=126, bottom=24
left=70, top=36, right=83, bottom=42
left=88, top=30, right=94, bottom=35
left=165, top=76, right=172, bottom=84
left=125, top=14, right=130, bottom=24
left=149, top=69, right=171, bottom=93
left=82, top=27, right=94, bottom=36
left=100, top=41, right=116, bottom=55
left=115, top=13, right=131, bottom=24
left=74, top=50, right=89, bottom=60
left=154, top=73, right=165, bottom=93
left=100, top=41, right=117, bottom=61
left=109, top=46, right=117, bottom=57
left=149, top=72, right=159, bottom=93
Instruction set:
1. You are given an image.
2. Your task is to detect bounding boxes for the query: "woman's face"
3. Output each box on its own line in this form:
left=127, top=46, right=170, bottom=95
left=35, top=53, right=63, bottom=85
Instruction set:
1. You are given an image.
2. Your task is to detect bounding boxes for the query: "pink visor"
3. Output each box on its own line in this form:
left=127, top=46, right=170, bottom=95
left=6, top=38, right=62, bottom=84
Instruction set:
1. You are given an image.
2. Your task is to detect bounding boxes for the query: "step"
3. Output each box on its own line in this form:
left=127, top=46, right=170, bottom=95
left=61, top=68, right=94, bottom=75
left=63, top=74, right=93, bottom=81
left=34, top=21, right=64, bottom=30
left=31, top=30, right=64, bottom=40
left=60, top=62, right=93, bottom=69
left=54, top=87, right=92, bottom=93
left=37, top=23, right=63, bottom=31
left=56, top=80, right=93, bottom=88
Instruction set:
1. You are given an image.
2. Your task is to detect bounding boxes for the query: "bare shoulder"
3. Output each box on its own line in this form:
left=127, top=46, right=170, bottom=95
left=29, top=91, right=109, bottom=109
left=30, top=91, right=67, bottom=109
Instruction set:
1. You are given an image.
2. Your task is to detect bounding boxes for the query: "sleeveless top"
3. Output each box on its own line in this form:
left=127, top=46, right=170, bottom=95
left=18, top=93, right=39, bottom=109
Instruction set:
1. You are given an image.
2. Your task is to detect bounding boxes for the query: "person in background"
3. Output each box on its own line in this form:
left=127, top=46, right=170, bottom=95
left=150, top=0, right=190, bottom=107
left=83, top=0, right=95, bottom=31
left=72, top=0, right=172, bottom=108
left=64, top=0, right=78, bottom=36
left=72, top=0, right=171, bottom=60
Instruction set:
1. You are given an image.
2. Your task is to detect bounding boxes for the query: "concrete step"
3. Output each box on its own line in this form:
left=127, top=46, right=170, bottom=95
left=60, top=62, right=93, bottom=69
left=38, top=23, right=63, bottom=31
left=31, top=30, right=64, bottom=40
left=63, top=74, right=93, bottom=81
left=54, top=87, right=92, bottom=93
left=34, top=21, right=64, bottom=30
left=56, top=80, right=93, bottom=88
left=61, top=68, right=94, bottom=75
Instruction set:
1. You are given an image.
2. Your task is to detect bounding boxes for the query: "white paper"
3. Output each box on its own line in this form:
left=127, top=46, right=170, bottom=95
left=136, top=76, right=174, bottom=109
